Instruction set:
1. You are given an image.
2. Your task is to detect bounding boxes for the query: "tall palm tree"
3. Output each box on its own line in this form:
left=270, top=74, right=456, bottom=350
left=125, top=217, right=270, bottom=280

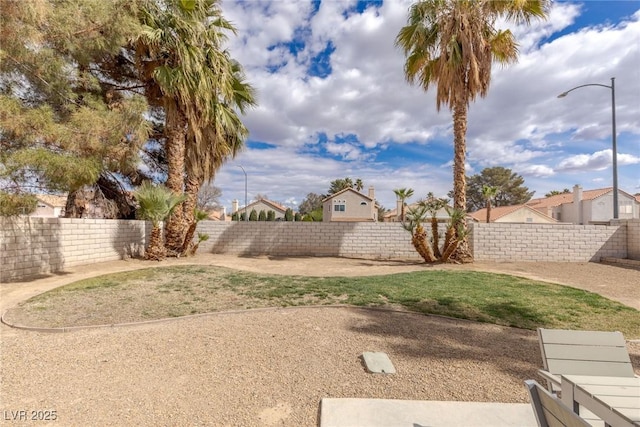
left=396, top=0, right=549, bottom=259
left=355, top=178, right=364, bottom=192
left=134, top=181, right=185, bottom=261
left=182, top=59, right=256, bottom=255
left=482, top=184, right=499, bottom=223
left=393, top=187, right=415, bottom=221
left=133, top=0, right=254, bottom=254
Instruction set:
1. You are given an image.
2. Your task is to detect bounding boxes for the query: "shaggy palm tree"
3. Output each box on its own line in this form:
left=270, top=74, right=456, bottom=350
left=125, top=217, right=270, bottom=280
left=133, top=0, right=254, bottom=254
left=393, top=188, right=415, bottom=221
left=482, top=184, right=499, bottom=223
left=396, top=0, right=549, bottom=260
left=134, top=182, right=185, bottom=261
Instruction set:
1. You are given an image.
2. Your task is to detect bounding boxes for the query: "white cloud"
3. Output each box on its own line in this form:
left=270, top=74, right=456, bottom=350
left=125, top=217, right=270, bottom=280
left=214, top=1, right=640, bottom=210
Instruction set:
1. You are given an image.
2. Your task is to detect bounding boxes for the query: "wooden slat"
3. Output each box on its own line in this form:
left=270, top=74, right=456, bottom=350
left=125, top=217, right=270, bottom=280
left=538, top=387, right=592, bottom=427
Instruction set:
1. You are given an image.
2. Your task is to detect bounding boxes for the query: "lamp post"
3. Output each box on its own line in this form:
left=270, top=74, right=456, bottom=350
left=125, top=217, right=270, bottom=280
left=237, top=165, right=248, bottom=221
left=557, top=77, right=618, bottom=219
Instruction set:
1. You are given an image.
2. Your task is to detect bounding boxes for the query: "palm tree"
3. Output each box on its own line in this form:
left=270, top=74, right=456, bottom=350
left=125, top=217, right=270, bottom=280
left=393, top=188, right=415, bottom=221
left=134, top=181, right=185, bottom=261
left=133, top=0, right=254, bottom=254
left=482, top=184, right=499, bottom=223
left=355, top=178, right=364, bottom=192
left=396, top=0, right=549, bottom=259
left=182, top=59, right=256, bottom=255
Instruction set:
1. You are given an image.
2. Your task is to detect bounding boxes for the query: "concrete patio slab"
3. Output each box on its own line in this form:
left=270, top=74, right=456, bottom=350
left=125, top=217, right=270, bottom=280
left=319, top=398, right=537, bottom=427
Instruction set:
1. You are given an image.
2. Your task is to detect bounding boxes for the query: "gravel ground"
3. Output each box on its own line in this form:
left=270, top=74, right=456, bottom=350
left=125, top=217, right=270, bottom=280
left=1, top=255, right=639, bottom=426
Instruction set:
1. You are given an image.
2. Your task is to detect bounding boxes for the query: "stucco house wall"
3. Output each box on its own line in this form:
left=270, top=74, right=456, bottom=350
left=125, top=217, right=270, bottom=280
left=322, top=188, right=377, bottom=222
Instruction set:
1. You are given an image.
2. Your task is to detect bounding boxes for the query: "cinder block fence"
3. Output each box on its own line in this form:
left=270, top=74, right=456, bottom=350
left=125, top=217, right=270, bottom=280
left=1, top=218, right=637, bottom=282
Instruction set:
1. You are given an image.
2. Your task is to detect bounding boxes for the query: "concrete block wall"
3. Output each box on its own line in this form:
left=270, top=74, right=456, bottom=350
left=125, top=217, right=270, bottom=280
left=196, top=221, right=422, bottom=261
left=0, top=218, right=631, bottom=282
left=1, top=217, right=148, bottom=282
left=620, top=219, right=640, bottom=260
left=470, top=223, right=627, bottom=262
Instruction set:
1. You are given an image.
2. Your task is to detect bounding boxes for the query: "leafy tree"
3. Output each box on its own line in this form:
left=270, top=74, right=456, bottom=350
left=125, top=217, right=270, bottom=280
left=481, top=185, right=499, bottom=223
left=396, top=0, right=549, bottom=261
left=0, top=192, right=37, bottom=216
left=267, top=210, right=276, bottom=221
left=299, top=193, right=323, bottom=216
left=462, top=167, right=535, bottom=212
left=240, top=212, right=247, bottom=221
left=0, top=0, right=150, bottom=217
left=197, top=184, right=223, bottom=211
left=284, top=208, right=294, bottom=221
left=258, top=210, right=267, bottom=221
left=303, top=209, right=323, bottom=222
left=545, top=189, right=571, bottom=197
left=294, top=212, right=302, bottom=222
left=249, top=209, right=258, bottom=221
left=393, top=188, right=414, bottom=221
left=134, top=182, right=185, bottom=261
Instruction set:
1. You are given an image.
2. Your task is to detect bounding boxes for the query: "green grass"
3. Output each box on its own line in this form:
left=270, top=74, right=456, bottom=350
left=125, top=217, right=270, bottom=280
left=14, top=266, right=640, bottom=337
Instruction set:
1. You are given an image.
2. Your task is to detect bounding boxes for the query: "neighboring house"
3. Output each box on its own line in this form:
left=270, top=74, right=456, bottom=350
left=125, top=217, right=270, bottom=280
left=31, top=194, right=67, bottom=217
left=470, top=204, right=557, bottom=224
left=206, top=207, right=230, bottom=221
left=322, top=186, right=378, bottom=222
left=526, top=185, right=640, bottom=224
left=231, top=198, right=288, bottom=220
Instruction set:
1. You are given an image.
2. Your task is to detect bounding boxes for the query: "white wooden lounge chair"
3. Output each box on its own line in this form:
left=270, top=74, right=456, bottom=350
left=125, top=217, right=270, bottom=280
left=537, top=328, right=636, bottom=393
left=524, top=380, right=591, bottom=427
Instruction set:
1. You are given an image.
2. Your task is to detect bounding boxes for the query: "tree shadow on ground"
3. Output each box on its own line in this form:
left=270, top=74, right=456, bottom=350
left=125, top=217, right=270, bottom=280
left=346, top=307, right=543, bottom=387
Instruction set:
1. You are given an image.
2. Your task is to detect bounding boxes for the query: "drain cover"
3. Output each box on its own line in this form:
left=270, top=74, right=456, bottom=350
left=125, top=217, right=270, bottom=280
left=362, top=352, right=396, bottom=374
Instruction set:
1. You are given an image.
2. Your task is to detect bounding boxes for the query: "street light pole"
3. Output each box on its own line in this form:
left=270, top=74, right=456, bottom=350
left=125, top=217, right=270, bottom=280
left=237, top=165, right=248, bottom=221
left=557, top=77, right=618, bottom=219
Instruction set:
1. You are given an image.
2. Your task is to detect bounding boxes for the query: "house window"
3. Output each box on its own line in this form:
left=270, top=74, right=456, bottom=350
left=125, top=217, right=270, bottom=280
left=526, top=217, right=533, bottom=223
left=360, top=201, right=367, bottom=206
left=620, top=200, right=632, bottom=214
left=334, top=204, right=345, bottom=212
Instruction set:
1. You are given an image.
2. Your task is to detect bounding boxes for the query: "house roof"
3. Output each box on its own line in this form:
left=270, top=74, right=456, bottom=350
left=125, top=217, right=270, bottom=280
left=322, top=187, right=374, bottom=203
left=36, top=194, right=67, bottom=207
left=470, top=204, right=556, bottom=223
left=245, top=198, right=288, bottom=213
left=526, top=187, right=613, bottom=209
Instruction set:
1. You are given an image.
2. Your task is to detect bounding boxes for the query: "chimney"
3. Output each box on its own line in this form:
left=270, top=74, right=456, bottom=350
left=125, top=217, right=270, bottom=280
left=368, top=186, right=375, bottom=200
left=573, top=185, right=583, bottom=224
left=232, top=199, right=239, bottom=214
left=396, top=196, right=403, bottom=222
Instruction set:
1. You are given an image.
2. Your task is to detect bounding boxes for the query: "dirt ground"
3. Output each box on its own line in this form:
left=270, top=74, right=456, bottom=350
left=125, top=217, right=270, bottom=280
left=1, top=255, right=639, bottom=426
left=1, top=254, right=639, bottom=313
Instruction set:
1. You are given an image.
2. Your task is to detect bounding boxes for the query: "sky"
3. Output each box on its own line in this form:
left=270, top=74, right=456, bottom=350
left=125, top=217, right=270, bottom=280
left=213, top=0, right=640, bottom=212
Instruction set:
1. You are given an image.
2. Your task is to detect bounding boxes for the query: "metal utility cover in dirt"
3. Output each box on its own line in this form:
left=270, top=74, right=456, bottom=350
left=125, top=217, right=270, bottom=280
left=362, top=352, right=396, bottom=374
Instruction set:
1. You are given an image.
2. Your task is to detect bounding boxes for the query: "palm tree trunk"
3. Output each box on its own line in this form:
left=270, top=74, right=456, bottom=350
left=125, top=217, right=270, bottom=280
left=431, top=216, right=441, bottom=258
left=412, top=224, right=437, bottom=263
left=179, top=175, right=201, bottom=256
left=486, top=200, right=491, bottom=223
left=163, top=98, right=188, bottom=254
left=451, top=100, right=473, bottom=263
left=145, top=224, right=166, bottom=261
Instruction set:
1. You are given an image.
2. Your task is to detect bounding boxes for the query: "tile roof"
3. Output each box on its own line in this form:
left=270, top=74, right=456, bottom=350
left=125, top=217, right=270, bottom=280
left=470, top=204, right=556, bottom=223
left=322, top=187, right=374, bottom=203
left=245, top=198, right=288, bottom=213
left=36, top=194, right=67, bottom=207
left=526, top=187, right=613, bottom=208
